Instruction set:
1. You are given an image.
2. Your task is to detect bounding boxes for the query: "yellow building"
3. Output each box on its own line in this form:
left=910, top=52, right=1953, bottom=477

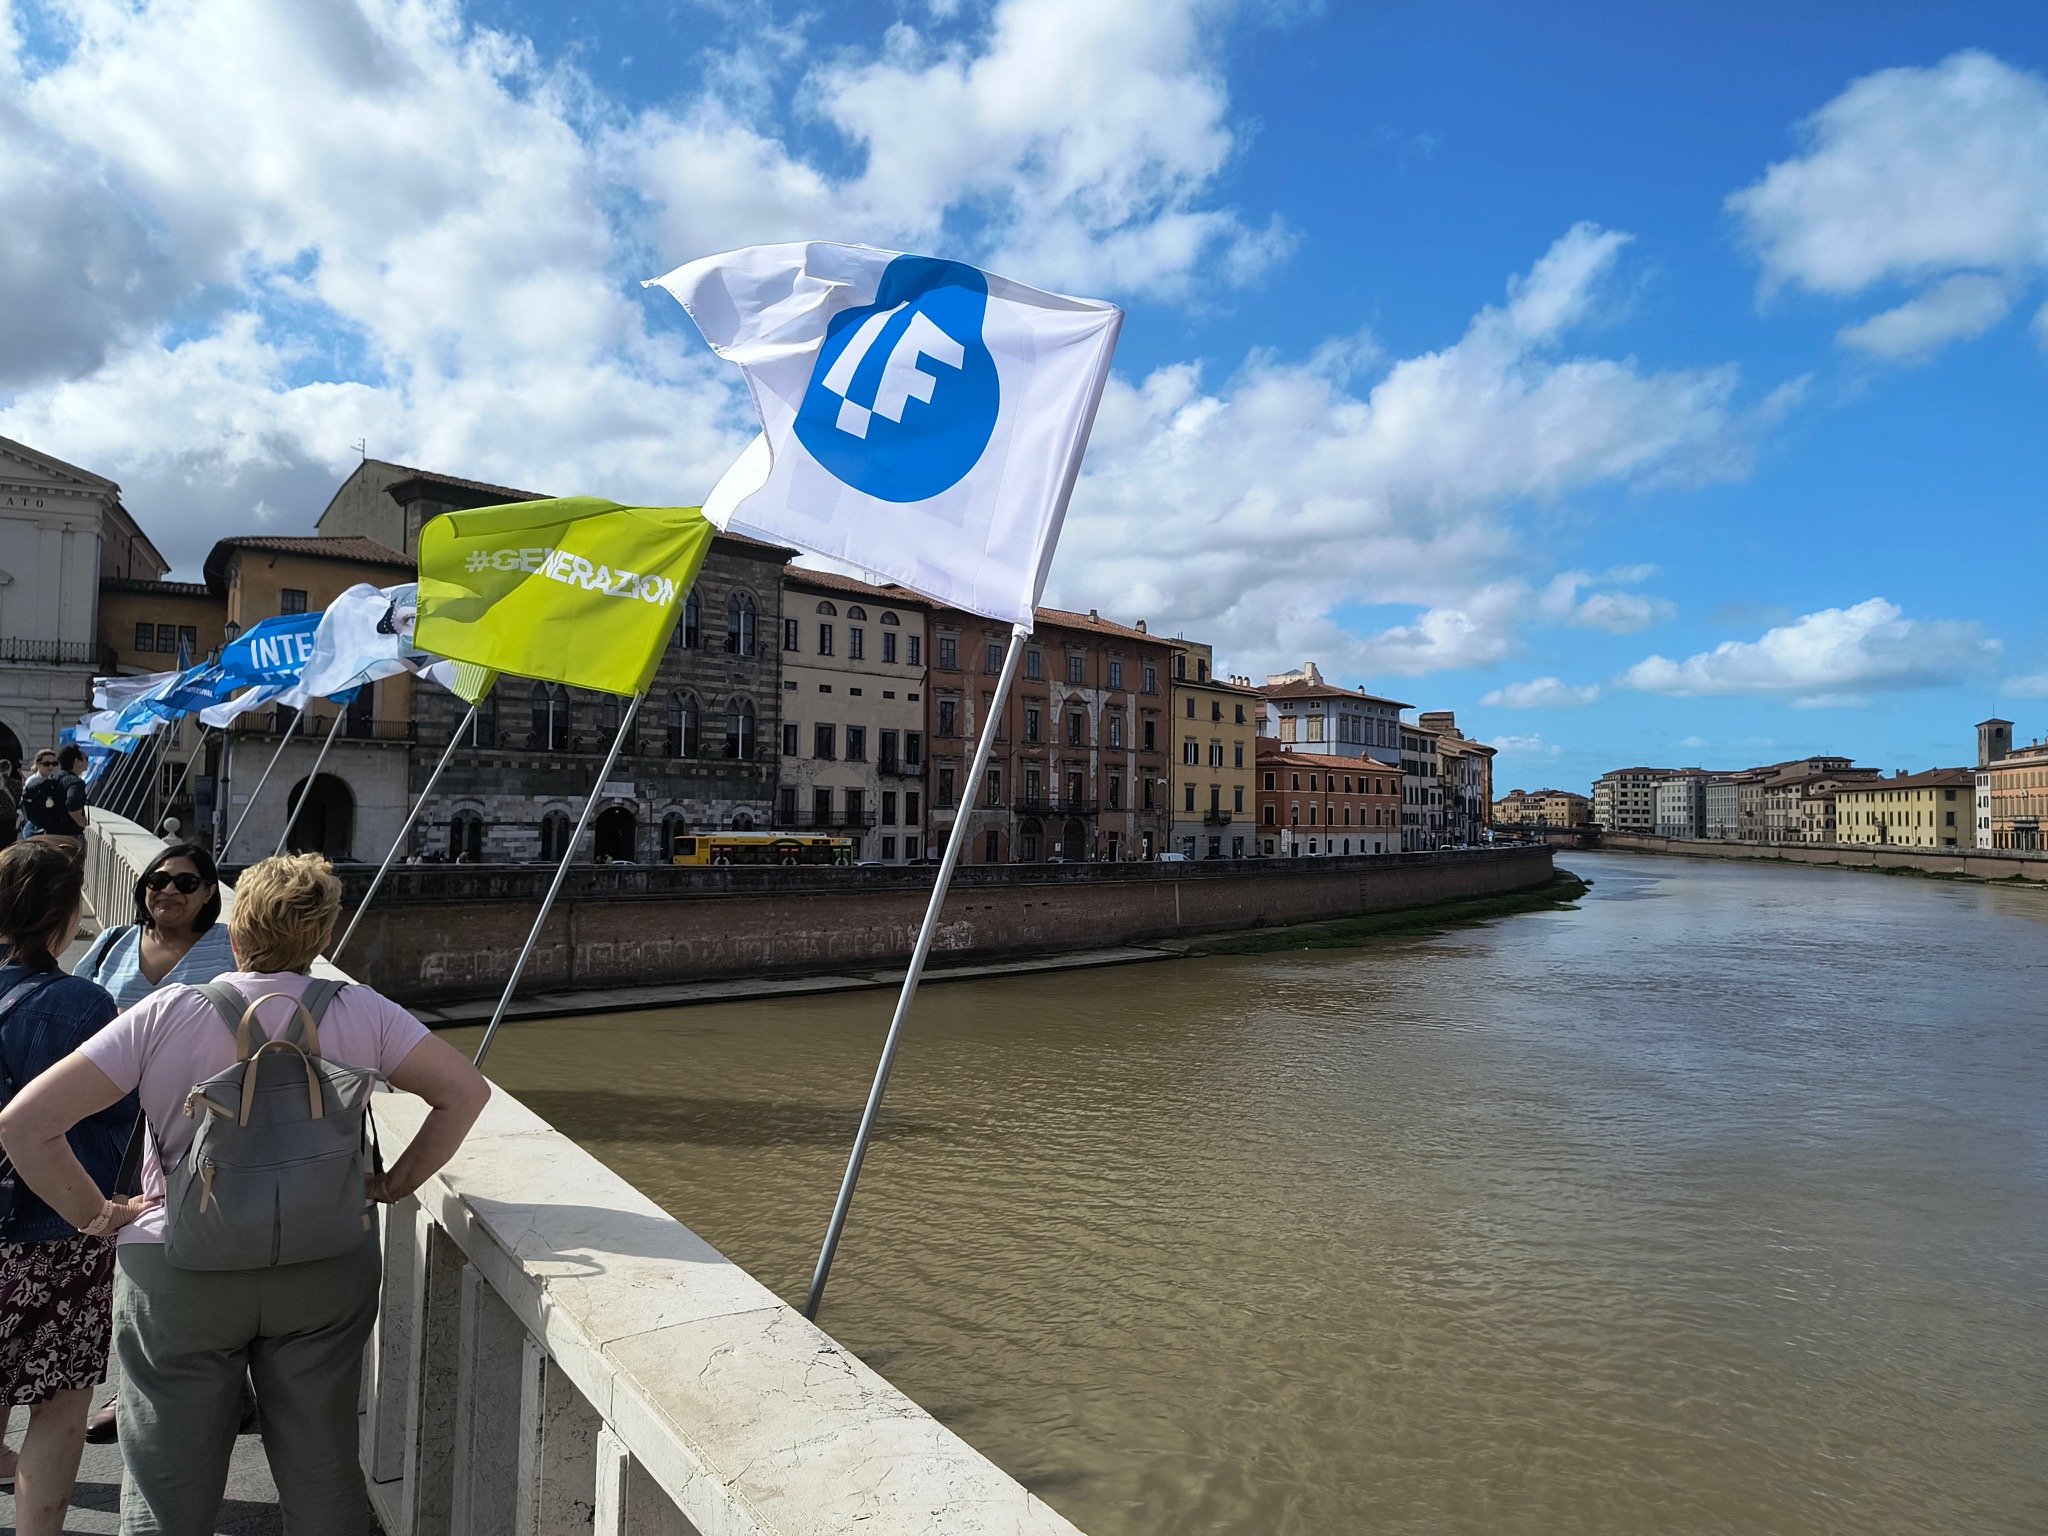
left=1833, top=769, right=1976, bottom=849
left=1168, top=639, right=1260, bottom=858
left=1982, top=737, right=2048, bottom=852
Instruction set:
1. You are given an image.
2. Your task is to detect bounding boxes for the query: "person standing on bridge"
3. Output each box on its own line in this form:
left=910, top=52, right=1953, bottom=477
left=69, top=840, right=236, bottom=1446
left=0, top=852, right=491, bottom=1536
left=0, top=840, right=140, bottom=1536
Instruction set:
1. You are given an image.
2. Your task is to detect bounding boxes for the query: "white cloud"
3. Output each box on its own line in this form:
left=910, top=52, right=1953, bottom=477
left=1837, top=273, right=2015, bottom=360
left=1482, top=677, right=1601, bottom=709
left=1058, top=223, right=1773, bottom=679
left=2005, top=672, right=2048, bottom=699
left=1729, top=50, right=2048, bottom=358
left=1490, top=733, right=1563, bottom=759
left=1618, top=598, right=2000, bottom=702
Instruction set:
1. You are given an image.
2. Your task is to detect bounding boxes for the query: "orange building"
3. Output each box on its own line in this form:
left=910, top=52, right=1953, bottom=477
left=1255, top=743, right=1401, bottom=857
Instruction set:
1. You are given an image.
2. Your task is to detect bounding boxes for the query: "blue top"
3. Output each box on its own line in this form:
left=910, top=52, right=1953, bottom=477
left=0, top=964, right=137, bottom=1243
left=75, top=923, right=238, bottom=1013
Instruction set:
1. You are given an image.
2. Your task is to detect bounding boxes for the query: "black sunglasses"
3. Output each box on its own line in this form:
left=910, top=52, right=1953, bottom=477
left=144, top=872, right=206, bottom=895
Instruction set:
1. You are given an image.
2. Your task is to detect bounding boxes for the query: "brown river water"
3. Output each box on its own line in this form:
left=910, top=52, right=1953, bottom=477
left=446, top=852, right=2048, bottom=1535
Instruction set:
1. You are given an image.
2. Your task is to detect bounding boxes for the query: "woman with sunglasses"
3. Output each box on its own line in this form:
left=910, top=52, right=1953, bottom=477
left=68, top=842, right=234, bottom=1446
left=74, top=844, right=233, bottom=1013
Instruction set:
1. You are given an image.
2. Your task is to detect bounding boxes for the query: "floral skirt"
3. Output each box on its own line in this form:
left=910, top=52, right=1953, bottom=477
left=0, top=1234, right=115, bottom=1406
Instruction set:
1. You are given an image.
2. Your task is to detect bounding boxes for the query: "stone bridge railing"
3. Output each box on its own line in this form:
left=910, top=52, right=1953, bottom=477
left=86, top=814, right=1084, bottom=1536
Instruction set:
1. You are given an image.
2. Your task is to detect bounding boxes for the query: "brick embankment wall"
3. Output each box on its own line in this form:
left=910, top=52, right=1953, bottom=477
left=1598, top=833, right=2048, bottom=884
left=330, top=847, right=1556, bottom=1004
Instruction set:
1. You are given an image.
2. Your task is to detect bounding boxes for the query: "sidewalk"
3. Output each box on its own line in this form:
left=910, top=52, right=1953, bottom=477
left=2, top=1397, right=283, bottom=1534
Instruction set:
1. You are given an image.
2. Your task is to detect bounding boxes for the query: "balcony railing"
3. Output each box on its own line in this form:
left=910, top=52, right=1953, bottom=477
left=1013, top=799, right=1101, bottom=817
left=877, top=759, right=925, bottom=777
left=772, top=811, right=879, bottom=830
left=0, top=637, right=98, bottom=665
left=1202, top=810, right=1234, bottom=827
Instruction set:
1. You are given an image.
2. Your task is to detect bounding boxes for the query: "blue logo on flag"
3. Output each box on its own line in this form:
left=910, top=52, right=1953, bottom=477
left=218, top=612, right=321, bottom=691
left=794, top=256, right=1000, bottom=504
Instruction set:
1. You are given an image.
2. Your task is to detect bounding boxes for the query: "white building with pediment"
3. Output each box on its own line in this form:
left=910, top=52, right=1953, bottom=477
left=0, top=436, right=167, bottom=766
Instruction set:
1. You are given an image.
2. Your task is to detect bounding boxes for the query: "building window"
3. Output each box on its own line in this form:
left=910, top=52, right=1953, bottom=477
left=776, top=786, right=798, bottom=825
left=1183, top=738, right=1198, bottom=766
left=985, top=767, right=1003, bottom=806
left=683, top=592, right=702, bottom=648
left=982, top=641, right=1000, bottom=673
left=532, top=683, right=570, bottom=752
left=905, top=732, right=922, bottom=769
left=1209, top=742, right=1223, bottom=768
left=985, top=829, right=1000, bottom=863
left=905, top=791, right=921, bottom=823
left=813, top=787, right=834, bottom=825
left=155, top=623, right=177, bottom=652
left=850, top=628, right=865, bottom=661
left=726, top=697, right=756, bottom=759
left=1026, top=650, right=1043, bottom=680
left=1108, top=773, right=1122, bottom=809
left=846, top=788, right=864, bottom=823
left=938, top=636, right=958, bottom=670
left=882, top=792, right=898, bottom=826
left=1108, top=716, right=1123, bottom=748
left=881, top=835, right=897, bottom=860
left=814, top=723, right=835, bottom=760
left=1025, top=706, right=1041, bottom=743
left=540, top=811, right=573, bottom=861
left=781, top=615, right=798, bottom=651
left=1067, top=770, right=1085, bottom=806
left=882, top=631, right=897, bottom=664
left=908, top=635, right=922, bottom=666
left=726, top=592, right=758, bottom=656
left=1234, top=786, right=1245, bottom=813
left=1143, top=719, right=1156, bottom=752
left=780, top=721, right=798, bottom=757
left=1234, top=743, right=1245, bottom=769
left=845, top=726, right=867, bottom=762
left=280, top=588, right=308, bottom=615
left=938, top=699, right=958, bottom=737
left=1109, top=659, right=1123, bottom=690
left=448, top=811, right=484, bottom=862
left=177, top=625, right=198, bottom=658
left=666, top=692, right=699, bottom=757
left=1186, top=697, right=1196, bottom=720
left=1143, top=664, right=1157, bottom=694
left=133, top=621, right=154, bottom=652
left=937, top=766, right=957, bottom=806
left=1235, top=704, right=1246, bottom=726
left=1067, top=653, right=1084, bottom=685
left=1143, top=778, right=1155, bottom=811
left=1068, top=711, right=1086, bottom=746
left=817, top=622, right=834, bottom=657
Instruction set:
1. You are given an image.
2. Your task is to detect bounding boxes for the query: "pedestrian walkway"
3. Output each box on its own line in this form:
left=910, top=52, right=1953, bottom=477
left=2, top=1397, right=283, bottom=1534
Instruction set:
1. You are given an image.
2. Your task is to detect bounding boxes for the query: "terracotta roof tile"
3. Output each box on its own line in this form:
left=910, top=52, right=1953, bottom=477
left=784, top=567, right=932, bottom=606
left=1833, top=768, right=1976, bottom=793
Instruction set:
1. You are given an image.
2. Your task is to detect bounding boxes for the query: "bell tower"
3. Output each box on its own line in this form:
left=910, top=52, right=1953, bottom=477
left=1977, top=717, right=2013, bottom=768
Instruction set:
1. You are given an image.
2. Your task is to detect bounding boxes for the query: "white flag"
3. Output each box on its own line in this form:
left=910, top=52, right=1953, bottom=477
left=647, top=242, right=1121, bottom=626
left=298, top=583, right=427, bottom=701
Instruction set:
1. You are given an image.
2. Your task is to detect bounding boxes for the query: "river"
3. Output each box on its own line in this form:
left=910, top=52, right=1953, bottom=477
left=447, top=852, right=2048, bottom=1535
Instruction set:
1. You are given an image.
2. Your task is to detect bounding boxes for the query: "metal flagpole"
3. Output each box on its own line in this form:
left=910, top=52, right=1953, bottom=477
left=114, top=729, right=170, bottom=824
left=272, top=708, right=349, bottom=858
left=331, top=701, right=478, bottom=963
left=219, top=707, right=302, bottom=862
left=159, top=726, right=211, bottom=836
left=472, top=693, right=642, bottom=1072
left=803, top=621, right=1030, bottom=1322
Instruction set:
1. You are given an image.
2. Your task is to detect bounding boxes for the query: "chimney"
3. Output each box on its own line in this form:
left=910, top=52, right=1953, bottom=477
left=1089, top=608, right=1099, bottom=620
left=1136, top=618, right=1146, bottom=632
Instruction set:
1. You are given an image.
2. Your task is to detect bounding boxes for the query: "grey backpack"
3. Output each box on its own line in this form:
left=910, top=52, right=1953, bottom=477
left=163, top=979, right=380, bottom=1271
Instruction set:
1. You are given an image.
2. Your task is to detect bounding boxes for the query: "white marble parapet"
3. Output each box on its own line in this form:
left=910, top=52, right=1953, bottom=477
left=85, top=811, right=1086, bottom=1536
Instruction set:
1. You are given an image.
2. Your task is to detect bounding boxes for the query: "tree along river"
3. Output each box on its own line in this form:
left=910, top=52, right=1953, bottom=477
left=447, top=852, right=2048, bottom=1535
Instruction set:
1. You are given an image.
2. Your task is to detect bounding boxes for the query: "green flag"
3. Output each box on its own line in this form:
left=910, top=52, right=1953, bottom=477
left=416, top=498, right=715, bottom=698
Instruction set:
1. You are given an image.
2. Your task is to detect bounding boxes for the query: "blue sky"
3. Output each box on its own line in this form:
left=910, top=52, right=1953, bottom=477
left=2, top=0, right=2044, bottom=792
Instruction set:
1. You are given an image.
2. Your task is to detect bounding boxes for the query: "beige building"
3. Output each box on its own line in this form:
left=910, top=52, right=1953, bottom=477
left=1835, top=769, right=1978, bottom=849
left=1419, top=711, right=1495, bottom=846
left=1591, top=767, right=1668, bottom=833
left=1494, top=788, right=1589, bottom=829
left=1168, top=640, right=1260, bottom=859
left=776, top=570, right=929, bottom=864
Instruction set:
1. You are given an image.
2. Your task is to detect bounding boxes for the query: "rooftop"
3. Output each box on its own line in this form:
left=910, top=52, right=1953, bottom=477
left=1256, top=744, right=1402, bottom=775
left=1034, top=605, right=1165, bottom=646
left=1259, top=678, right=1413, bottom=708
left=202, top=534, right=412, bottom=594
left=100, top=576, right=212, bottom=598
left=784, top=566, right=931, bottom=607
left=1834, top=768, right=1977, bottom=793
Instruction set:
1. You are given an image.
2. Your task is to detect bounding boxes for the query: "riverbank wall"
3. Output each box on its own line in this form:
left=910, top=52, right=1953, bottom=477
left=1597, top=833, right=2048, bottom=882
left=324, top=846, right=1555, bottom=1006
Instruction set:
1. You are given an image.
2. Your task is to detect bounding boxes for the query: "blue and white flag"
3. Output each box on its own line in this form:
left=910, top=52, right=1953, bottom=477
left=647, top=242, right=1122, bottom=626
left=298, top=583, right=430, bottom=700
left=217, top=612, right=324, bottom=694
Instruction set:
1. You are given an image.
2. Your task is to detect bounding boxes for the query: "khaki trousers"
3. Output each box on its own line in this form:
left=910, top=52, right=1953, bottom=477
left=113, top=1236, right=380, bottom=1536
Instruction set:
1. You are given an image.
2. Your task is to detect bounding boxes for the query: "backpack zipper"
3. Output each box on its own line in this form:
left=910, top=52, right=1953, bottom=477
left=198, top=1160, right=217, bottom=1213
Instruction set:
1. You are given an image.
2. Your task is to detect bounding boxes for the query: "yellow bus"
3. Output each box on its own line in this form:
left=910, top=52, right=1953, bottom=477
left=669, top=831, right=855, bottom=868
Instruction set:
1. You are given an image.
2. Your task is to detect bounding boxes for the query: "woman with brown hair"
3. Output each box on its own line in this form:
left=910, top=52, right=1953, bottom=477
left=0, top=840, right=143, bottom=1536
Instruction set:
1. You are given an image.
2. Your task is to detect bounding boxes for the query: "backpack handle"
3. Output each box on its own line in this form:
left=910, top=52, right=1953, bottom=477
left=233, top=992, right=324, bottom=1064
left=238, top=1039, right=325, bottom=1127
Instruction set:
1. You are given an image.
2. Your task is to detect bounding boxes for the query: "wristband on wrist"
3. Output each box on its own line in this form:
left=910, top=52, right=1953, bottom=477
left=80, top=1199, right=118, bottom=1238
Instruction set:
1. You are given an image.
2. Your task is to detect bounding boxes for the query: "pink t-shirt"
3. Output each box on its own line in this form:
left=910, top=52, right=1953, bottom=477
left=78, top=970, right=431, bottom=1245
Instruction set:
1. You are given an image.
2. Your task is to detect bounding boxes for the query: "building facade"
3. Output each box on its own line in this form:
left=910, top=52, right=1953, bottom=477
left=1168, top=641, right=1260, bottom=859
left=1592, top=768, right=1668, bottom=834
left=1834, top=769, right=1977, bottom=849
left=1493, top=788, right=1589, bottom=829
left=1703, top=775, right=1744, bottom=840
left=1419, top=712, right=1494, bottom=846
left=0, top=435, right=169, bottom=767
left=1256, top=663, right=1407, bottom=758
left=926, top=606, right=1172, bottom=863
left=1653, top=775, right=1707, bottom=838
left=776, top=571, right=929, bottom=864
left=1255, top=745, right=1400, bottom=857
left=1981, top=739, right=2047, bottom=852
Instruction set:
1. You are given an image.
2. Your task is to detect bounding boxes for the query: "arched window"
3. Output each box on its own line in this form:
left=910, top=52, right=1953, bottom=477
left=727, top=591, right=758, bottom=656
left=731, top=810, right=756, bottom=831
left=531, top=683, right=569, bottom=751
left=596, top=692, right=620, bottom=743
left=667, top=691, right=699, bottom=757
left=725, top=696, right=756, bottom=759
left=539, top=810, right=574, bottom=861
left=677, top=591, right=701, bottom=649
left=448, top=811, right=484, bottom=862
left=847, top=605, right=867, bottom=621
left=816, top=600, right=838, bottom=616
left=660, top=811, right=687, bottom=862
left=879, top=611, right=900, bottom=626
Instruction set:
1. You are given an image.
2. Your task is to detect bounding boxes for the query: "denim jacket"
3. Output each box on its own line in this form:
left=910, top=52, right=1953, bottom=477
left=0, top=963, right=138, bottom=1243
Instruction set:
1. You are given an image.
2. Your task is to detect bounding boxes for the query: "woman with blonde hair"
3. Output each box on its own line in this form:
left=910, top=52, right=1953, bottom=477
left=0, top=852, right=490, bottom=1535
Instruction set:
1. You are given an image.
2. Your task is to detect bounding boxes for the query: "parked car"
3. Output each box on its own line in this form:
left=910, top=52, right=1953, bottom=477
left=1157, top=851, right=1192, bottom=863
